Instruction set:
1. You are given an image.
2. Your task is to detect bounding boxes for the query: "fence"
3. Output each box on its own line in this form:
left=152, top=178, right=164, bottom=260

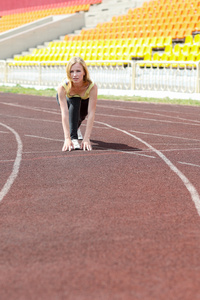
left=0, top=60, right=200, bottom=93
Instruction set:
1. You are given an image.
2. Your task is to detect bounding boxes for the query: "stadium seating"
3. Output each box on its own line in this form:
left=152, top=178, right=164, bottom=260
left=3, top=0, right=200, bottom=66
left=13, top=32, right=200, bottom=66
left=0, top=0, right=101, bottom=32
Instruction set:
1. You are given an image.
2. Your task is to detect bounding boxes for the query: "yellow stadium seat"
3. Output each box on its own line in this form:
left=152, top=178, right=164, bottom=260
left=122, top=48, right=130, bottom=60
left=109, top=46, right=118, bottom=60
left=63, top=53, right=70, bottom=61
left=187, top=53, right=196, bottom=62
left=143, top=52, right=152, bottom=67
left=162, top=46, right=171, bottom=60
left=129, top=46, right=140, bottom=59
left=152, top=52, right=160, bottom=60
left=14, top=55, right=23, bottom=61
left=80, top=41, right=88, bottom=50
left=152, top=52, right=161, bottom=67
left=85, top=49, right=93, bottom=60
left=184, top=35, right=193, bottom=46
left=156, top=37, right=165, bottom=48
left=142, top=37, right=151, bottom=47
left=114, top=39, right=124, bottom=47
left=90, top=49, right=98, bottom=60
left=96, top=49, right=104, bottom=61
left=74, top=49, right=81, bottom=57
left=96, top=39, right=103, bottom=48
left=149, top=37, right=157, bottom=48
left=160, top=53, right=170, bottom=67
left=115, top=46, right=125, bottom=59
left=129, top=38, right=137, bottom=47
left=79, top=48, right=87, bottom=58
left=91, top=40, right=99, bottom=50
left=195, top=53, right=200, bottom=61
left=135, top=38, right=144, bottom=47
left=178, top=53, right=188, bottom=68
left=163, top=36, right=172, bottom=47
left=137, top=46, right=151, bottom=58
left=123, top=38, right=132, bottom=47
left=190, top=45, right=199, bottom=56
left=103, top=39, right=112, bottom=49
left=182, top=45, right=191, bottom=57
left=174, top=44, right=181, bottom=57
left=102, top=47, right=111, bottom=60
left=194, top=34, right=200, bottom=46
left=186, top=54, right=197, bottom=70
left=169, top=53, right=178, bottom=68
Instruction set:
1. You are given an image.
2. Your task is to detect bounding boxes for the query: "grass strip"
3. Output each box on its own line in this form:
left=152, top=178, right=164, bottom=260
left=0, top=84, right=200, bottom=106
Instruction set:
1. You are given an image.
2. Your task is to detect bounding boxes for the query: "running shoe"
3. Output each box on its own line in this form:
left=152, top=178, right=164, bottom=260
left=78, top=128, right=83, bottom=140
left=72, top=139, right=80, bottom=150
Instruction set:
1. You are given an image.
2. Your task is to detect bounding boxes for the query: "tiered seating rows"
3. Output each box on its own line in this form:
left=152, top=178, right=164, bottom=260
left=65, top=0, right=200, bottom=41
left=13, top=35, right=200, bottom=65
left=0, top=0, right=101, bottom=32
left=3, top=0, right=200, bottom=65
left=151, top=35, right=200, bottom=64
left=0, top=0, right=100, bottom=15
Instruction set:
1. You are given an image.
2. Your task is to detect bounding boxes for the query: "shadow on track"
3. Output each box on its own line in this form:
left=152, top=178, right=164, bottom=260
left=91, top=140, right=142, bottom=152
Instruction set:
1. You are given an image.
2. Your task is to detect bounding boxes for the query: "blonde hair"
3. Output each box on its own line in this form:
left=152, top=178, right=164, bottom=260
left=66, top=56, right=92, bottom=90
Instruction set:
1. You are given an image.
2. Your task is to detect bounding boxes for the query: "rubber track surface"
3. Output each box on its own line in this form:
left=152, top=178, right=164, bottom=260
left=1, top=93, right=200, bottom=300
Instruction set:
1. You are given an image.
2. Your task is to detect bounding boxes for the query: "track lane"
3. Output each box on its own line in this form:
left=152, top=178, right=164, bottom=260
left=1, top=94, right=200, bottom=300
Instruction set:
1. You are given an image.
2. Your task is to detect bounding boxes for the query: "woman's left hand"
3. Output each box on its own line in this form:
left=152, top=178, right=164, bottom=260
left=81, top=139, right=92, bottom=151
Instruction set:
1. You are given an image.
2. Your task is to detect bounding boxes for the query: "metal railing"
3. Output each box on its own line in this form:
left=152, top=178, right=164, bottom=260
left=0, top=60, right=199, bottom=93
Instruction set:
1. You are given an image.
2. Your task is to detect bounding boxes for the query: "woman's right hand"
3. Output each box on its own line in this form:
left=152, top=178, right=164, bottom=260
left=62, top=138, right=73, bottom=152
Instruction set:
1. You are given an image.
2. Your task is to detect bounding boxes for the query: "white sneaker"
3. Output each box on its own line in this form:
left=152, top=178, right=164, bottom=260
left=77, top=128, right=83, bottom=140
left=72, top=139, right=80, bottom=150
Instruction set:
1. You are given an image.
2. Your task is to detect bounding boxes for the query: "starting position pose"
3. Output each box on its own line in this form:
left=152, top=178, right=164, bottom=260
left=57, top=57, right=98, bottom=151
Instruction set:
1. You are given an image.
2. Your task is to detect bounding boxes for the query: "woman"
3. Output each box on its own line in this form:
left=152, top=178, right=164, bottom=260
left=57, top=57, right=98, bottom=151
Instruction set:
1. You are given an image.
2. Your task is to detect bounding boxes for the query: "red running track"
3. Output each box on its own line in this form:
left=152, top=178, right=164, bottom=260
left=1, top=93, right=200, bottom=300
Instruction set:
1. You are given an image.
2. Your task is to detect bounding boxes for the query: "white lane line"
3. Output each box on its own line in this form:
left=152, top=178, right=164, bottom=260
left=96, top=113, right=200, bottom=127
left=25, top=134, right=63, bottom=142
left=157, top=147, right=200, bottom=153
left=0, top=123, right=23, bottom=203
left=95, top=120, right=200, bottom=217
left=130, top=130, right=200, bottom=142
left=0, top=159, right=16, bottom=163
left=0, top=114, right=108, bottom=130
left=23, top=150, right=61, bottom=154
left=178, top=162, right=200, bottom=168
left=93, top=146, right=156, bottom=158
left=2, top=102, right=200, bottom=128
left=0, top=130, right=9, bottom=134
left=0, top=113, right=61, bottom=123
left=98, top=104, right=200, bottom=124
left=1, top=102, right=60, bottom=115
left=119, top=151, right=156, bottom=158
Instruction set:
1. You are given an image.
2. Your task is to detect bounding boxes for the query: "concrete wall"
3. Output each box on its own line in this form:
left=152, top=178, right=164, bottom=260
left=0, top=13, right=85, bottom=59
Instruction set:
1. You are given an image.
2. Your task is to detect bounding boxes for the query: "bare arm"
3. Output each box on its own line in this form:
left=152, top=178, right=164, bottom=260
left=81, top=83, right=98, bottom=151
left=57, top=85, right=73, bottom=151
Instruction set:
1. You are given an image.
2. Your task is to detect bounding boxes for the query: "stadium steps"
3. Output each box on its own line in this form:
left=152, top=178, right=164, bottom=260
left=84, top=0, right=147, bottom=28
